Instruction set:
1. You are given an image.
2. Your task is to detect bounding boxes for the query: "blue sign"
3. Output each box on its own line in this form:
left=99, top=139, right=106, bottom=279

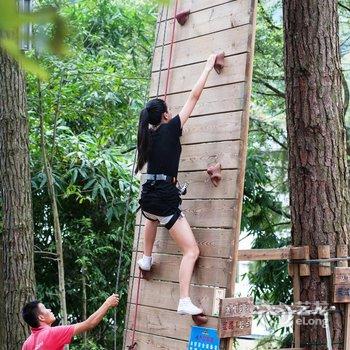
left=188, top=326, right=220, bottom=350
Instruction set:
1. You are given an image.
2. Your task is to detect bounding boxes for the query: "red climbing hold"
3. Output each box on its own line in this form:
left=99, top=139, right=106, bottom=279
left=139, top=267, right=151, bottom=281
left=192, top=313, right=208, bottom=326
left=127, top=342, right=137, bottom=349
left=214, top=52, right=225, bottom=74
left=176, top=10, right=190, bottom=25
left=207, top=163, right=222, bottom=187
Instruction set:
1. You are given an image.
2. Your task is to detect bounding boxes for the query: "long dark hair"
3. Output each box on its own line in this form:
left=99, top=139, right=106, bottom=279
left=136, top=98, right=168, bottom=173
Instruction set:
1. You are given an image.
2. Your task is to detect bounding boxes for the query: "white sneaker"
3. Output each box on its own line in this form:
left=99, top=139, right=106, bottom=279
left=177, top=297, right=203, bottom=315
left=137, top=255, right=152, bottom=271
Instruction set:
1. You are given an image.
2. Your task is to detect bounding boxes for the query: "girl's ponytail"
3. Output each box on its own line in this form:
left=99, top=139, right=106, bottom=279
left=136, top=108, right=150, bottom=173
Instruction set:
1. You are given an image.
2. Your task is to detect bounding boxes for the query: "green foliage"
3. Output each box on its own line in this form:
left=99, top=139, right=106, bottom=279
left=27, top=0, right=157, bottom=348
left=0, top=0, right=67, bottom=79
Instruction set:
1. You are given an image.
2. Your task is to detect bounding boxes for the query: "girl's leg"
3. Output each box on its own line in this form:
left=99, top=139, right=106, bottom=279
left=138, top=218, right=158, bottom=271
left=144, top=218, right=158, bottom=256
left=169, top=216, right=200, bottom=299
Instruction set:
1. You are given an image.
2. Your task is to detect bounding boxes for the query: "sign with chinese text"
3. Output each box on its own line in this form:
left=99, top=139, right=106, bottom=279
left=188, top=326, right=220, bottom=350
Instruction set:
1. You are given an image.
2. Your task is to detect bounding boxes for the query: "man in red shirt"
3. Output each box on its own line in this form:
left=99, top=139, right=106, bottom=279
left=21, top=294, right=119, bottom=350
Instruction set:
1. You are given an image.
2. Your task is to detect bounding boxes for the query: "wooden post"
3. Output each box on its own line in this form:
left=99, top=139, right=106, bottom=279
left=292, top=264, right=301, bottom=348
left=318, top=245, right=331, bottom=276
left=337, top=245, right=350, bottom=350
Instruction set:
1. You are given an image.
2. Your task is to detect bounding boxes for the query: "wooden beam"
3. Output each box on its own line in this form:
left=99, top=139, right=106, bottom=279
left=237, top=248, right=290, bottom=261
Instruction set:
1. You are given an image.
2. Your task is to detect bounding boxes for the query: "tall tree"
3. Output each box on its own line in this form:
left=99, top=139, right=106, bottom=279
left=0, top=50, right=36, bottom=349
left=284, top=1, right=350, bottom=348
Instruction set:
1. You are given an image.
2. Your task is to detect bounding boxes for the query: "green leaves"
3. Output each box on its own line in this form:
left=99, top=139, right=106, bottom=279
left=0, top=0, right=67, bottom=79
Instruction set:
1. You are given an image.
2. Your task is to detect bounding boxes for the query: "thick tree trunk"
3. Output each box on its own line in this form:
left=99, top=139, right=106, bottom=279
left=284, top=1, right=350, bottom=349
left=0, top=50, right=36, bottom=349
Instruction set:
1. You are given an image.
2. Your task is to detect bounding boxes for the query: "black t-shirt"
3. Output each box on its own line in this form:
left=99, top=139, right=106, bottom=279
left=147, top=115, right=182, bottom=178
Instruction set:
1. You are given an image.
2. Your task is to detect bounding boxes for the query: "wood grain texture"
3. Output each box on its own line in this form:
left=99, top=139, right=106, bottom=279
left=134, top=226, right=232, bottom=258
left=128, top=279, right=221, bottom=313
left=150, top=54, right=247, bottom=97
left=125, top=331, right=188, bottom=350
left=182, top=112, right=243, bottom=145
left=126, top=304, right=219, bottom=341
left=157, top=2, right=251, bottom=47
left=131, top=252, right=230, bottom=288
left=152, top=26, right=249, bottom=71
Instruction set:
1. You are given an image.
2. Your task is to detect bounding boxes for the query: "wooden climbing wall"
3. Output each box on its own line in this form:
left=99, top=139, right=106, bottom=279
left=124, top=0, right=257, bottom=348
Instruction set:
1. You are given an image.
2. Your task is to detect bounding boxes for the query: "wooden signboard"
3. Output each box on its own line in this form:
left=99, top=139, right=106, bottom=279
left=333, top=267, right=350, bottom=285
left=333, top=285, right=350, bottom=303
left=218, top=297, right=253, bottom=338
left=333, top=268, right=350, bottom=303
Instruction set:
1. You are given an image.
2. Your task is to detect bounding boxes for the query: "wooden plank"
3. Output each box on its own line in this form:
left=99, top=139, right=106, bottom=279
left=125, top=331, right=187, bottom=350
left=126, top=304, right=219, bottom=341
left=152, top=26, right=250, bottom=71
left=180, top=141, right=241, bottom=171
left=182, top=199, right=237, bottom=228
left=163, top=83, right=245, bottom=118
left=136, top=199, right=237, bottom=228
left=150, top=54, right=247, bottom=97
left=158, top=1, right=251, bottom=46
left=134, top=227, right=232, bottom=258
left=182, top=112, right=243, bottom=145
left=237, top=248, right=291, bottom=261
left=157, top=1, right=251, bottom=45
left=129, top=279, right=223, bottom=314
left=141, top=141, right=241, bottom=172
left=131, top=252, right=230, bottom=288
left=160, top=0, right=247, bottom=22
left=140, top=170, right=238, bottom=200
left=336, top=245, right=350, bottom=350
left=318, top=245, right=331, bottom=276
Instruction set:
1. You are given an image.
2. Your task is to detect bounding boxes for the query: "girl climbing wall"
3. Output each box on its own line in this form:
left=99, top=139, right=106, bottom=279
left=135, top=53, right=218, bottom=317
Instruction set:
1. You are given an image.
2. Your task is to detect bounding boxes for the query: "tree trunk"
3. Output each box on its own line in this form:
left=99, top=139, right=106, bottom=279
left=37, top=80, right=68, bottom=326
left=284, top=1, right=350, bottom=349
left=0, top=50, right=36, bottom=349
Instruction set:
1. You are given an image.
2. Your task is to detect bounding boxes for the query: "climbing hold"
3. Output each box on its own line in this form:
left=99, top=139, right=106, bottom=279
left=214, top=52, right=225, bottom=74
left=176, top=10, right=190, bottom=25
left=139, top=267, right=151, bottom=281
left=127, top=342, right=137, bottom=350
left=192, top=313, right=208, bottom=326
left=207, top=163, right=222, bottom=187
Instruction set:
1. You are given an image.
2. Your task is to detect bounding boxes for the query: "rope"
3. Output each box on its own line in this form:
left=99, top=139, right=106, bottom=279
left=120, top=4, right=168, bottom=349
left=164, top=0, right=179, bottom=101
left=124, top=1, right=180, bottom=348
left=113, top=5, right=165, bottom=350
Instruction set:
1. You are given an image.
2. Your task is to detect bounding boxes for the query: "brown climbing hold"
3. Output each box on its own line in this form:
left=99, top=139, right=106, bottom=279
left=214, top=52, right=225, bottom=74
left=127, top=342, right=137, bottom=350
left=139, top=267, right=151, bottom=281
left=175, top=10, right=190, bottom=25
left=192, top=313, right=208, bottom=326
left=207, top=163, right=222, bottom=187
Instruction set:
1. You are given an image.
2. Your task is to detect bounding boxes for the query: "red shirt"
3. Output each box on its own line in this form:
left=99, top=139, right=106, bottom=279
left=22, top=324, right=74, bottom=350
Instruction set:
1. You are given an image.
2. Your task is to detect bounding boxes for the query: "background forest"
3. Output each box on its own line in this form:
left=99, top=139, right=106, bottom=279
left=9, top=0, right=350, bottom=348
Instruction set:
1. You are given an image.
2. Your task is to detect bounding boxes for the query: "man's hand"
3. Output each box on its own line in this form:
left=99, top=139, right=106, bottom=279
left=105, top=294, right=119, bottom=308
